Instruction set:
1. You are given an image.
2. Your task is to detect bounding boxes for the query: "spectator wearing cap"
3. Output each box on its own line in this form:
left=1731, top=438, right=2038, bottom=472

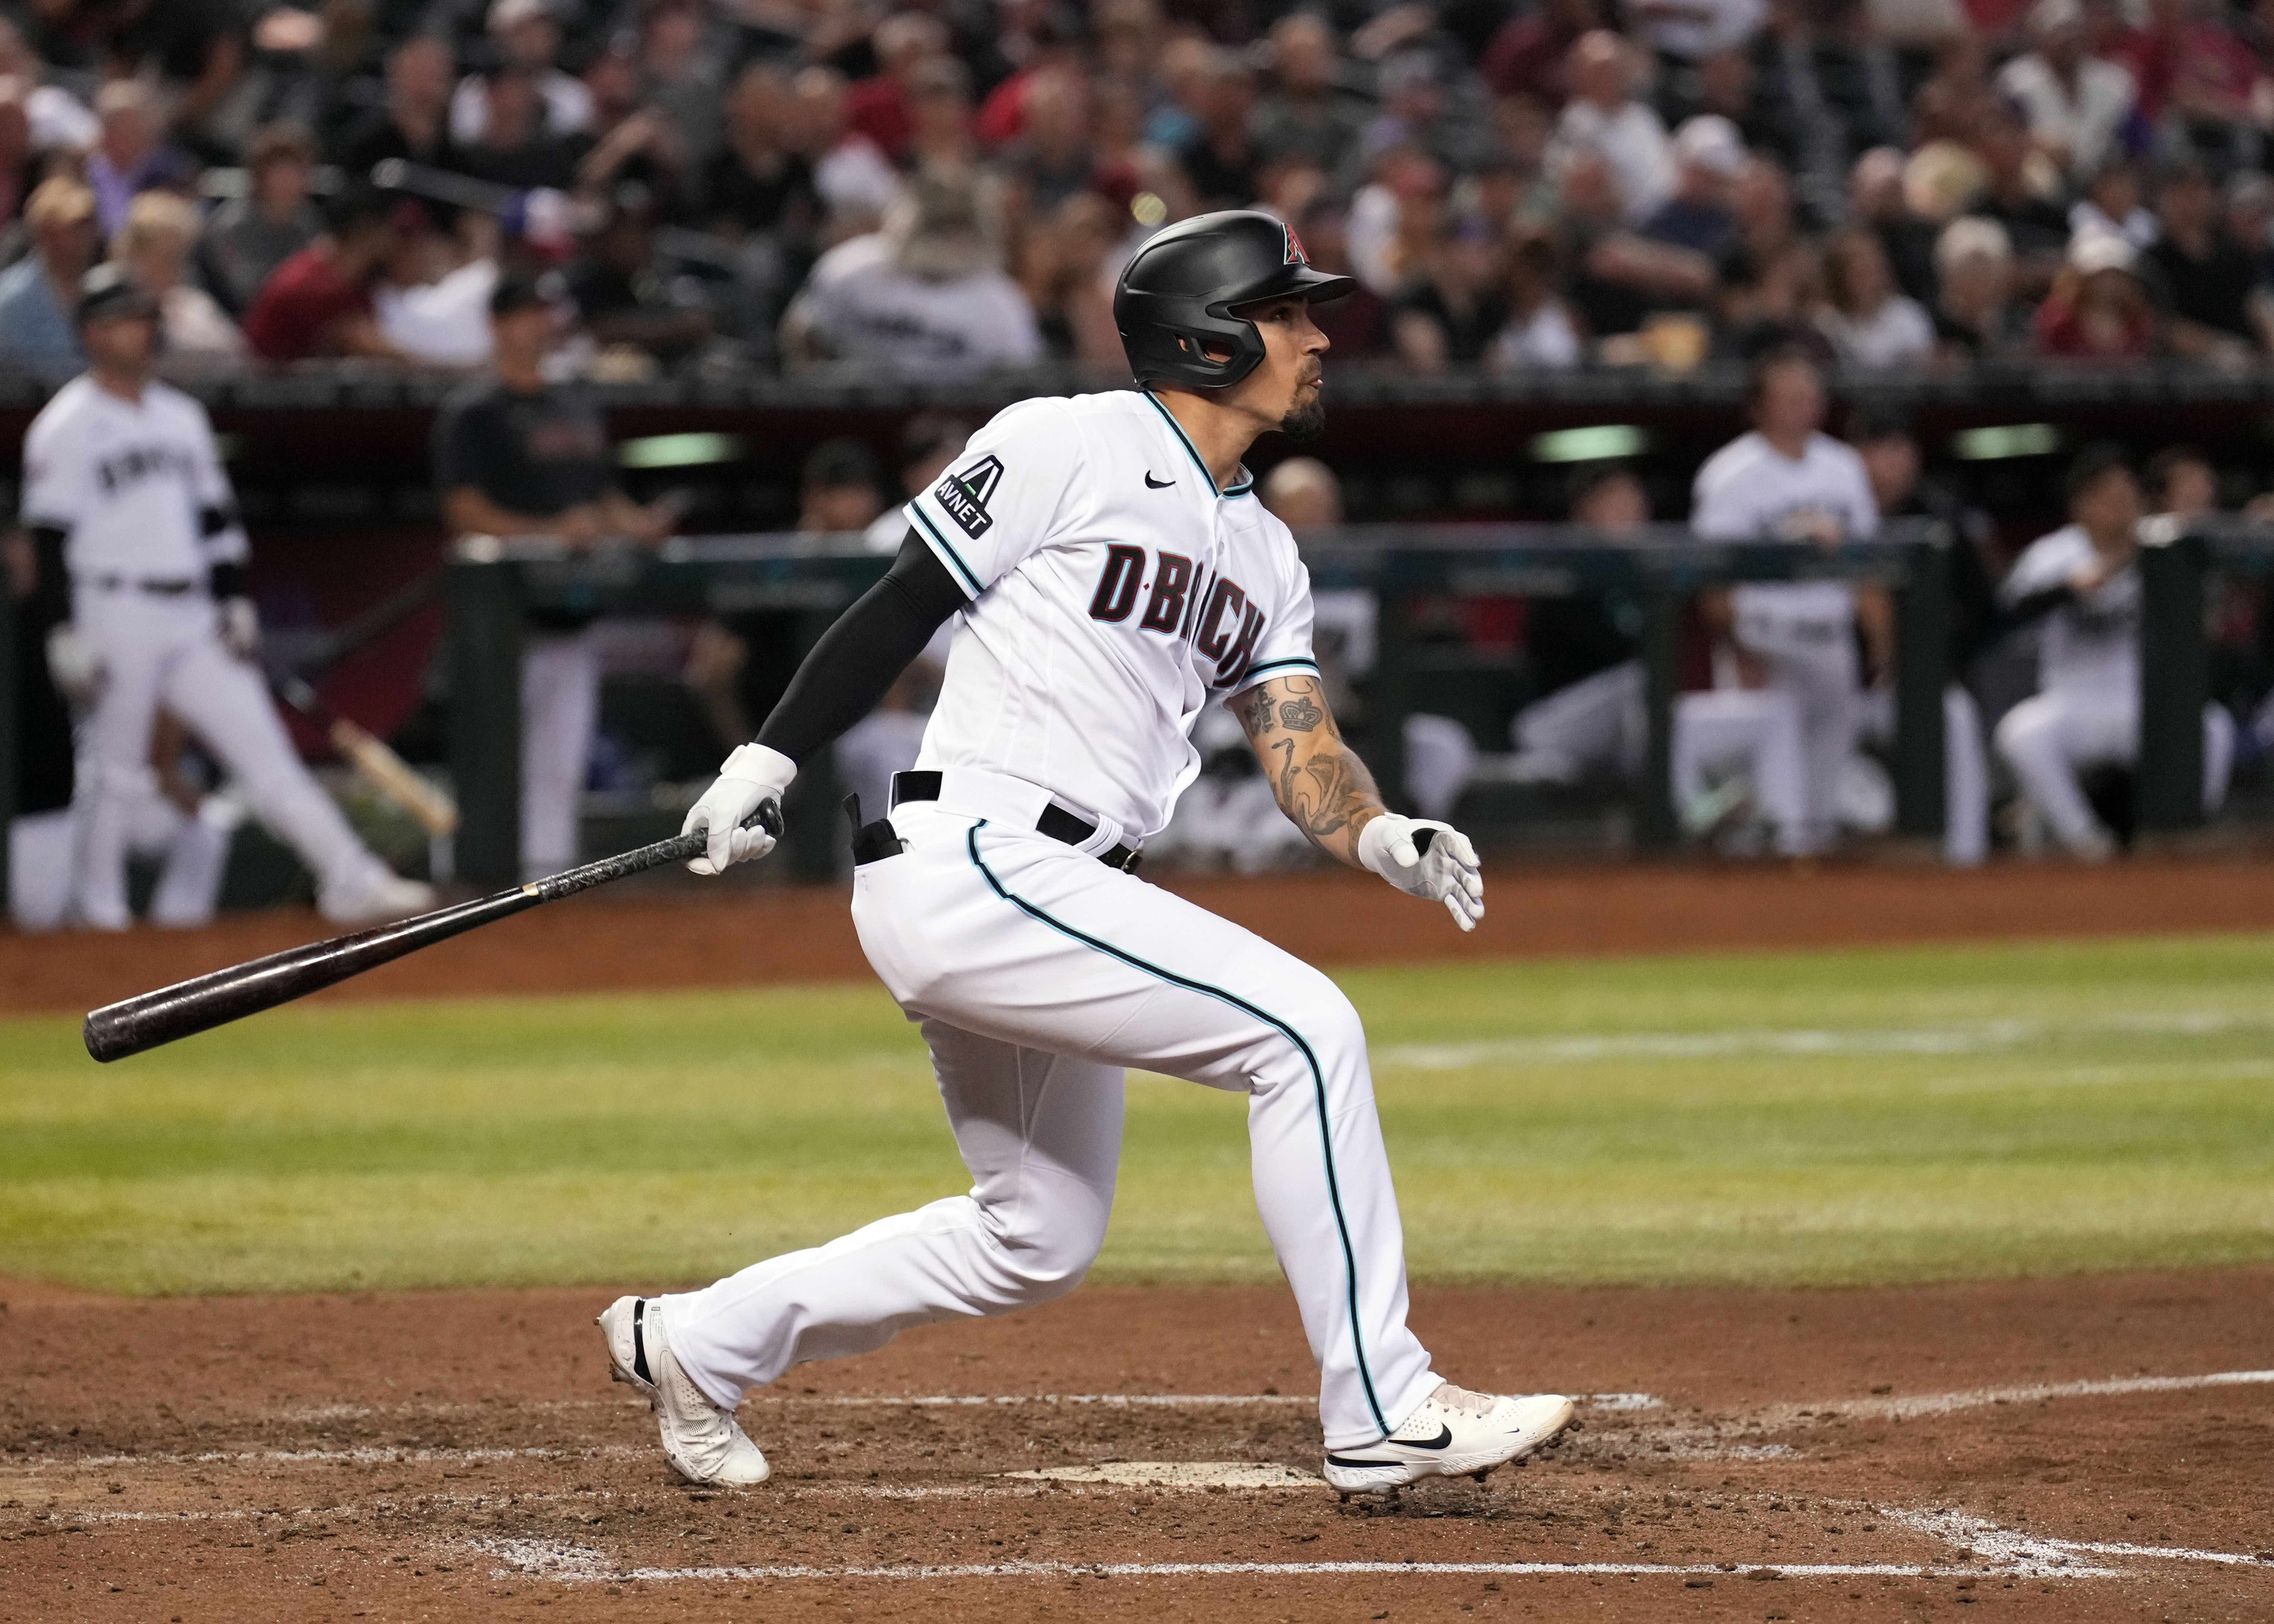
left=1817, top=225, right=1934, bottom=367
left=242, top=185, right=408, bottom=362
left=1548, top=31, right=1676, bottom=224
left=2140, top=159, right=2274, bottom=359
left=198, top=123, right=322, bottom=319
left=783, top=171, right=1042, bottom=375
left=1930, top=215, right=2028, bottom=359
left=450, top=0, right=593, bottom=149
left=1253, top=15, right=1366, bottom=177
left=337, top=35, right=463, bottom=182
left=114, top=191, right=241, bottom=360
left=433, top=273, right=674, bottom=877
left=2034, top=227, right=2157, bottom=357
left=1641, top=115, right=1745, bottom=255
left=0, top=175, right=99, bottom=367
left=1997, top=0, right=2137, bottom=183
left=85, top=80, right=193, bottom=239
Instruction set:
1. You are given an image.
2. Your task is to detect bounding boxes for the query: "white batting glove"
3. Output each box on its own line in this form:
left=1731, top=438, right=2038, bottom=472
left=1358, top=814, right=1484, bottom=931
left=218, top=597, right=260, bottom=659
left=45, top=622, right=101, bottom=701
left=682, top=742, right=796, bottom=875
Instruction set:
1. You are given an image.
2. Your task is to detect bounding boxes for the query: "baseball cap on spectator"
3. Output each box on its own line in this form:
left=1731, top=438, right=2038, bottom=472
left=489, top=0, right=552, bottom=32
left=1672, top=115, right=1746, bottom=180
left=75, top=262, right=156, bottom=327
left=2067, top=226, right=2135, bottom=276
left=1934, top=215, right=2012, bottom=278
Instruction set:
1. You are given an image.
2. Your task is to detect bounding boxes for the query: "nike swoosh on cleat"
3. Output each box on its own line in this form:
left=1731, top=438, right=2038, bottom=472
left=1144, top=472, right=1175, bottom=489
left=1326, top=1425, right=1453, bottom=1467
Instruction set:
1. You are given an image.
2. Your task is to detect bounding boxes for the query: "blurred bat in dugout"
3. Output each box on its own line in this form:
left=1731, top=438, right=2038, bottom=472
left=83, top=801, right=785, bottom=1063
left=271, top=568, right=455, bottom=836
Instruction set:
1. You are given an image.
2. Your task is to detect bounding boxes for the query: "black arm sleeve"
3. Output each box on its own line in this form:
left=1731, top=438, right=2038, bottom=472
left=753, top=530, right=967, bottom=765
left=1996, top=583, right=2076, bottom=637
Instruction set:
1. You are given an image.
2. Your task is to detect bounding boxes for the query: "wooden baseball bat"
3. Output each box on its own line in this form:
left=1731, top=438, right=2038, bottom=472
left=274, top=676, right=458, bottom=838
left=83, top=801, right=783, bottom=1063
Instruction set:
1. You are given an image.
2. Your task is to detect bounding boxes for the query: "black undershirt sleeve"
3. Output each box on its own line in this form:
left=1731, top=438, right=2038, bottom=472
left=26, top=525, right=69, bottom=630
left=753, top=529, right=967, bottom=766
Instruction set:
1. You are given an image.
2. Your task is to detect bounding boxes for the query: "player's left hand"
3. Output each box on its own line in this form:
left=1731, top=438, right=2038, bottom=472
left=1357, top=814, right=1483, bottom=931
left=218, top=597, right=260, bottom=659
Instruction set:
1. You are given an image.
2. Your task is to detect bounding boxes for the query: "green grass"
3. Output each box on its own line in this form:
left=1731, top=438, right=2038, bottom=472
left=4, top=934, right=2272, bottom=1295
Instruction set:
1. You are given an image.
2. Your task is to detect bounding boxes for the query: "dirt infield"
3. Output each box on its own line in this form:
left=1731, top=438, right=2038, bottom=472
left=12, top=855, right=2274, bottom=1016
left=4, top=1271, right=2270, bottom=1622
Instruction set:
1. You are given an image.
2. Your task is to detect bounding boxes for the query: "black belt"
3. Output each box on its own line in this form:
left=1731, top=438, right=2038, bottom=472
left=890, top=771, right=1141, bottom=872
left=83, top=574, right=197, bottom=595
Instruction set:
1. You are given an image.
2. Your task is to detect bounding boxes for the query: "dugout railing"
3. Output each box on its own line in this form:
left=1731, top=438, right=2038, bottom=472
left=5, top=516, right=2266, bottom=905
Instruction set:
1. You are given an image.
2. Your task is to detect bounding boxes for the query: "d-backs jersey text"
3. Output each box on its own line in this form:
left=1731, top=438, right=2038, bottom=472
left=903, top=390, right=1320, bottom=842
left=21, top=376, right=247, bottom=580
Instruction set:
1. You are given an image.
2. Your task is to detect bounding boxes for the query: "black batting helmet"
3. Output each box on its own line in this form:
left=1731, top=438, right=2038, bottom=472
left=1114, top=210, right=1353, bottom=391
left=75, top=263, right=156, bottom=328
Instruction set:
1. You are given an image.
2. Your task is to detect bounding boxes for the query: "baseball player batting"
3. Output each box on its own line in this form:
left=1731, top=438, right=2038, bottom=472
left=25, top=265, right=431, bottom=930
left=598, top=211, right=1576, bottom=1498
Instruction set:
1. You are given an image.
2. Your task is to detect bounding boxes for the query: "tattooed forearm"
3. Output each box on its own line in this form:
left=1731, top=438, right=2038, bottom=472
left=1269, top=736, right=1383, bottom=849
left=1236, top=674, right=1386, bottom=865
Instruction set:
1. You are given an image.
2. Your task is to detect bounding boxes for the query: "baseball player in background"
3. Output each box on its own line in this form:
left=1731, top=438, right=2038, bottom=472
left=1689, top=348, right=1888, bottom=855
left=601, top=211, right=1576, bottom=1496
left=24, top=266, right=432, bottom=929
left=1995, top=445, right=2235, bottom=859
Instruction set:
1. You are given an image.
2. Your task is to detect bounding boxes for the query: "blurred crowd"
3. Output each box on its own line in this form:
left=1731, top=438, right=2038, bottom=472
left=7, top=0, right=2274, bottom=376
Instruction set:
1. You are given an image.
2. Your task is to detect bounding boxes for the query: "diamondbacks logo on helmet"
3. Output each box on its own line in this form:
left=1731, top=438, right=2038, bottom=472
left=933, top=454, right=1005, bottom=538
left=1282, top=223, right=1309, bottom=266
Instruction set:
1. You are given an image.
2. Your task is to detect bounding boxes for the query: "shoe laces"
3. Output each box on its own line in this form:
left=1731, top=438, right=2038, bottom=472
left=1423, top=1382, right=1500, bottom=1418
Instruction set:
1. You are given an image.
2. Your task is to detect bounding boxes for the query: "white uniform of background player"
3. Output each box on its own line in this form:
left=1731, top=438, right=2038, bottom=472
left=26, top=272, right=427, bottom=929
left=1994, top=462, right=2234, bottom=856
left=1689, top=364, right=1879, bottom=855
left=601, top=210, right=1573, bottom=1495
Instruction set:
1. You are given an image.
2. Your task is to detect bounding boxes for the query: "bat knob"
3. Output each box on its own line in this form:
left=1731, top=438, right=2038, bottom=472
left=755, top=798, right=785, bottom=839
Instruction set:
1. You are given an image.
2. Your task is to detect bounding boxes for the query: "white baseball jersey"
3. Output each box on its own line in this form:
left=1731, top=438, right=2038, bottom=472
left=902, top=390, right=1321, bottom=843
left=1999, top=524, right=2140, bottom=703
left=20, top=375, right=247, bottom=580
left=1690, top=430, right=1878, bottom=661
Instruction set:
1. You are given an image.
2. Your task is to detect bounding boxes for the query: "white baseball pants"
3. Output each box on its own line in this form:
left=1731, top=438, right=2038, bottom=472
left=1671, top=687, right=1809, bottom=854
left=664, top=779, right=1442, bottom=1449
left=1995, top=690, right=2235, bottom=853
left=71, top=590, right=377, bottom=930
left=520, top=630, right=601, bottom=878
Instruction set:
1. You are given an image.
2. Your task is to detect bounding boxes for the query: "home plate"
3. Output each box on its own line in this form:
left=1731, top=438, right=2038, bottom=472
left=999, top=1462, right=1323, bottom=1489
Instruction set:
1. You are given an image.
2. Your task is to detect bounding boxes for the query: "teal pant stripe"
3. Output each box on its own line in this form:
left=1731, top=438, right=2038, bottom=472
left=962, top=820, right=1389, bottom=1436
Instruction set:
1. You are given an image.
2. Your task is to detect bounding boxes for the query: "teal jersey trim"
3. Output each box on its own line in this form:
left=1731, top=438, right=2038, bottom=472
left=1142, top=391, right=1254, bottom=498
left=962, top=820, right=1390, bottom=1436
left=908, top=503, right=984, bottom=598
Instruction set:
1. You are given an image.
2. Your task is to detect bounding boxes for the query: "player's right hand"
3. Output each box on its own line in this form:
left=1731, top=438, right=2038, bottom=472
left=682, top=742, right=796, bottom=875
left=45, top=622, right=101, bottom=701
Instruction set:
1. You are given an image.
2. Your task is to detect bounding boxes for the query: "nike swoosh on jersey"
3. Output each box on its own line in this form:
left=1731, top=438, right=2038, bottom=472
left=1326, top=1425, right=1453, bottom=1465
left=1144, top=472, right=1175, bottom=489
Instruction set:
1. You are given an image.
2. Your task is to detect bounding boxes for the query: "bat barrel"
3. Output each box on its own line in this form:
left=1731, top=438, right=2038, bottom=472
left=84, top=890, right=537, bottom=1062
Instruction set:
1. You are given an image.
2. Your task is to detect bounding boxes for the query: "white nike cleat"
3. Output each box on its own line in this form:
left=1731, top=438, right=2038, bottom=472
left=597, top=1295, right=770, bottom=1487
left=317, top=871, right=436, bottom=926
left=1322, top=1383, right=1577, bottom=1496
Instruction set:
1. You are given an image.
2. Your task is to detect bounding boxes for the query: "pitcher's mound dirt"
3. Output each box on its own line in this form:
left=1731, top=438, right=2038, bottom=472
left=4, top=1270, right=2270, bottom=1621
